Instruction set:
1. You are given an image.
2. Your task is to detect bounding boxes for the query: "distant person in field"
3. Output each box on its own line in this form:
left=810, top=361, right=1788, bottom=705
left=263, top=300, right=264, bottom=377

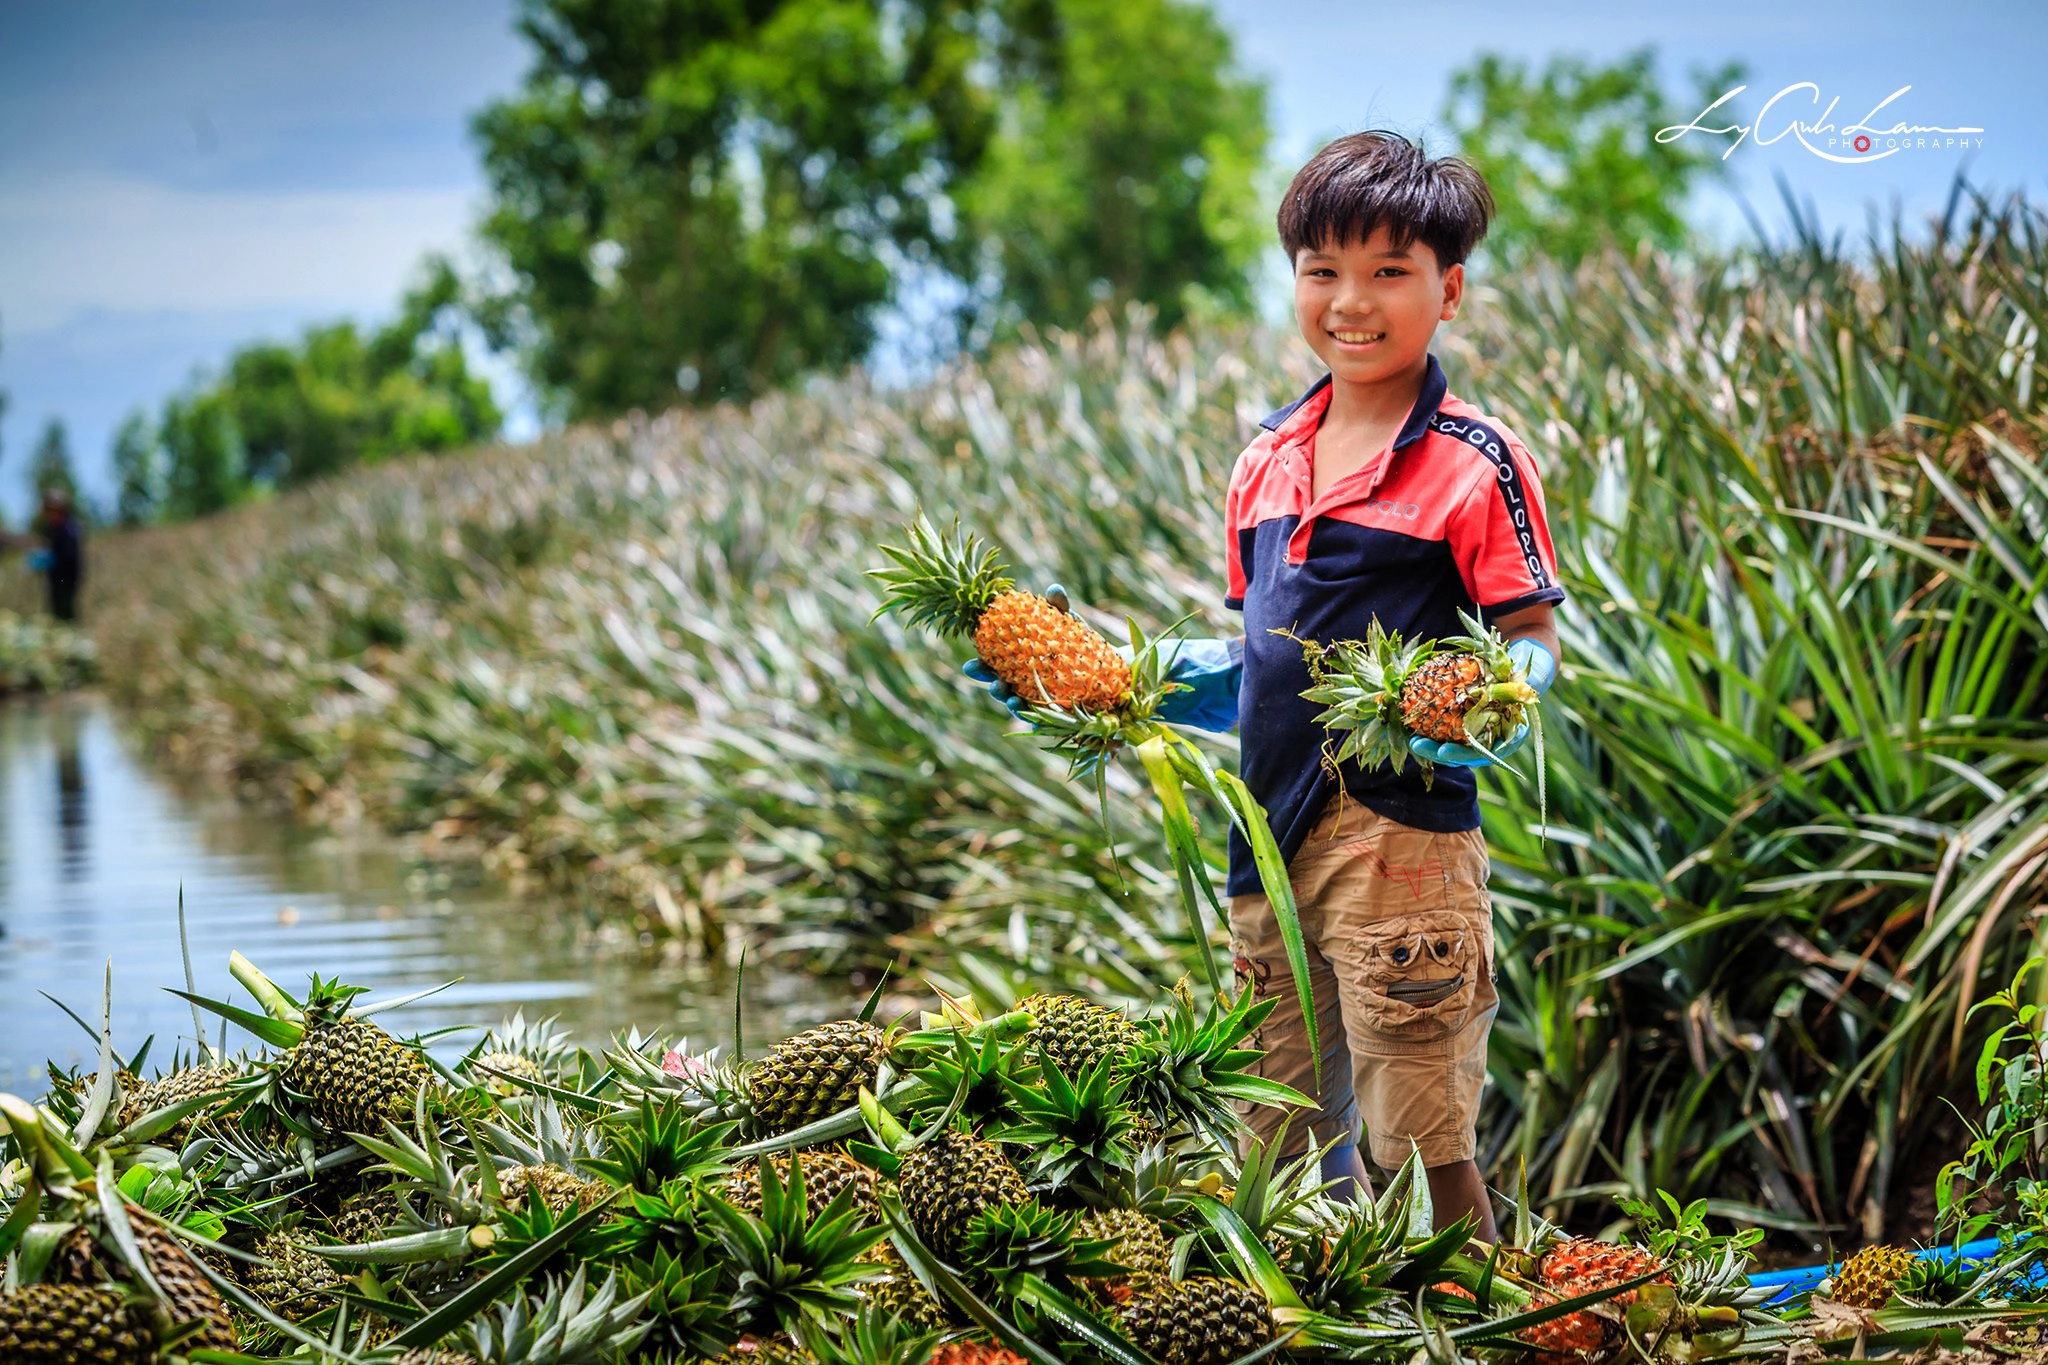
left=34, top=487, right=85, bottom=622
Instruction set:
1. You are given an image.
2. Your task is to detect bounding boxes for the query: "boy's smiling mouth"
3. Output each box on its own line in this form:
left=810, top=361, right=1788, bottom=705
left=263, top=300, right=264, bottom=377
left=1328, top=328, right=1386, bottom=348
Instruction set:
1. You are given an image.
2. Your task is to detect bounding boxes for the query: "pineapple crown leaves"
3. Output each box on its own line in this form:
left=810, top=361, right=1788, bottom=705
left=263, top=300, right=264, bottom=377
left=701, top=1151, right=890, bottom=1336
left=868, top=516, right=1014, bottom=638
left=900, top=1027, right=1033, bottom=1133
left=611, top=1238, right=733, bottom=1357
left=455, top=1266, right=654, bottom=1365
left=794, top=1297, right=948, bottom=1365
left=1122, top=987, right=1310, bottom=1150
left=583, top=1102, right=739, bottom=1192
left=991, top=1057, right=1141, bottom=1195
left=955, top=1200, right=1126, bottom=1296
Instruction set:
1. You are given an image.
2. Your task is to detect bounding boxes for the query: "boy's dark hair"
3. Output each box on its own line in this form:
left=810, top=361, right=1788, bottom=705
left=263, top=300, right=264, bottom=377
left=1277, top=130, right=1494, bottom=269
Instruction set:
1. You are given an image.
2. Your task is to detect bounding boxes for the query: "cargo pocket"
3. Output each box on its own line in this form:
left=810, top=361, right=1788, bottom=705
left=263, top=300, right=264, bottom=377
left=1358, top=912, right=1480, bottom=1041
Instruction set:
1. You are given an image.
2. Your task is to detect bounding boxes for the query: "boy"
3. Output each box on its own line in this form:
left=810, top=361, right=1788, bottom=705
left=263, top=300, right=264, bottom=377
left=972, top=131, right=1562, bottom=1238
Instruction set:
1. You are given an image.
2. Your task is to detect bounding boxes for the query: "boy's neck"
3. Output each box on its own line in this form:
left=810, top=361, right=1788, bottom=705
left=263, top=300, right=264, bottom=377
left=1322, top=351, right=1431, bottom=435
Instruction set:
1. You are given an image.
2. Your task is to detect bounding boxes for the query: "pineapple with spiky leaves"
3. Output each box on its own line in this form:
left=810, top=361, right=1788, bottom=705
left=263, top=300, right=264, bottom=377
left=853, top=1243, right=951, bottom=1333
left=702, top=1151, right=889, bottom=1342
left=871, top=518, right=1130, bottom=713
left=1397, top=610, right=1542, bottom=751
left=894, top=1129, right=1032, bottom=1263
left=1538, top=1237, right=1670, bottom=1307
left=1297, top=608, right=1545, bottom=783
left=727, top=1150, right=878, bottom=1221
left=243, top=1226, right=343, bottom=1321
left=1518, top=1291, right=1611, bottom=1357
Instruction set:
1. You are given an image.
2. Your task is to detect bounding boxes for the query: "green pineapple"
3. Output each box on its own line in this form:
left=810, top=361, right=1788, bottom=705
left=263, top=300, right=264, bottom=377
left=185, top=953, right=443, bottom=1137
left=327, top=1186, right=404, bottom=1245
left=1017, top=993, right=1140, bottom=1079
left=1076, top=1207, right=1172, bottom=1280
left=243, top=1228, right=342, bottom=1321
left=0, top=1285, right=154, bottom=1364
left=855, top=1243, right=951, bottom=1332
left=1117, top=1275, right=1275, bottom=1365
left=745, top=1020, right=885, bottom=1137
left=896, top=1130, right=1031, bottom=1262
left=499, top=1163, right=613, bottom=1217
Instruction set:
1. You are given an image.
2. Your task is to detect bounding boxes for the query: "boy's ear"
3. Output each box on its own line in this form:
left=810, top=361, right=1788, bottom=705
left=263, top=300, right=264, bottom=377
left=1440, top=261, right=1465, bottom=322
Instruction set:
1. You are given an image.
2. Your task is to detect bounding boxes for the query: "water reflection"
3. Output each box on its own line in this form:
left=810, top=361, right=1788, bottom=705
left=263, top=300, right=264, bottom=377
left=0, top=694, right=863, bottom=1092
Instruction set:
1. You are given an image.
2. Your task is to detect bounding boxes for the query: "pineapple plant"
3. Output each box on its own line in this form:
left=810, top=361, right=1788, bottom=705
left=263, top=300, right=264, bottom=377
left=1074, top=1207, right=1172, bottom=1282
left=870, top=518, right=1131, bottom=713
left=1829, top=1244, right=1917, bottom=1309
left=1397, top=612, right=1542, bottom=751
left=242, top=1227, right=343, bottom=1321
left=183, top=953, right=444, bottom=1137
left=497, top=1163, right=614, bottom=1218
left=854, top=1242, right=952, bottom=1332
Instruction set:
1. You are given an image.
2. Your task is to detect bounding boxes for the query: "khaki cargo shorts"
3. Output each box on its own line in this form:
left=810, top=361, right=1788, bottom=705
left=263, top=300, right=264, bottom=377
left=1228, top=795, right=1498, bottom=1171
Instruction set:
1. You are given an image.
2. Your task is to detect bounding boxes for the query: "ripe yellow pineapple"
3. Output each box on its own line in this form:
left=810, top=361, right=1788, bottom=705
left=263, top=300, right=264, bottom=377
left=1831, top=1244, right=1916, bottom=1309
left=1397, top=616, right=1539, bottom=748
left=871, top=518, right=1130, bottom=713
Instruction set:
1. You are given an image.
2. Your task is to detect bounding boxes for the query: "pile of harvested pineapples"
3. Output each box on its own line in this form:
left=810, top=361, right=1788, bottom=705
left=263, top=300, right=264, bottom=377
left=1, top=951, right=1798, bottom=1364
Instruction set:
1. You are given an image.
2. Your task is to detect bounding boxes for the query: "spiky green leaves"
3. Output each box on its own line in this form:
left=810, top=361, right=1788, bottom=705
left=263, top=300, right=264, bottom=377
left=1119, top=987, right=1309, bottom=1150
left=993, top=1058, right=1141, bottom=1198
left=703, top=1150, right=889, bottom=1339
left=869, top=517, right=1013, bottom=639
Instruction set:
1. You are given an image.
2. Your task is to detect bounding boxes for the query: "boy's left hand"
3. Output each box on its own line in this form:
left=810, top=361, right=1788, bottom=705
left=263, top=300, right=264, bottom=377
left=1408, top=637, right=1556, bottom=769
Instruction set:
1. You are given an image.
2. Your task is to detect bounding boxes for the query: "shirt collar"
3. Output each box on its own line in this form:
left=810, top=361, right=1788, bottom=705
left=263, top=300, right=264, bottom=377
left=1258, top=352, right=1449, bottom=451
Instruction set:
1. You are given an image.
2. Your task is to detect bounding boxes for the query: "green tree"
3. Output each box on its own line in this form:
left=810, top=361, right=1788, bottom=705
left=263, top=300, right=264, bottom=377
left=956, top=0, right=1269, bottom=340
left=471, top=0, right=1269, bottom=419
left=110, top=410, right=163, bottom=526
left=1443, top=48, right=1743, bottom=266
left=29, top=418, right=79, bottom=503
left=229, top=262, right=501, bottom=487
left=161, top=390, right=245, bottom=520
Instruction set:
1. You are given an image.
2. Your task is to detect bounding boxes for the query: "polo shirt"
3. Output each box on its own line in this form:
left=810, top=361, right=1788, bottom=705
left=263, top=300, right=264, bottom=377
left=1222, top=352, right=1565, bottom=896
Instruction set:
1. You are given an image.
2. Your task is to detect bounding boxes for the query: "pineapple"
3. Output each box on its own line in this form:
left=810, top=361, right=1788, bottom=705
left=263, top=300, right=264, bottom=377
left=498, top=1162, right=613, bottom=1217
left=117, top=1063, right=240, bottom=1131
left=0, top=1284, right=154, bottom=1364
left=1116, top=1275, right=1274, bottom=1365
left=1075, top=1207, right=1172, bottom=1281
left=930, top=1344, right=1029, bottom=1365
left=243, top=1228, right=342, bottom=1321
left=128, top=1219, right=240, bottom=1354
left=895, top=1129, right=1031, bottom=1261
left=746, top=1020, right=886, bottom=1137
left=190, top=954, right=443, bottom=1137
left=726, top=1150, right=878, bottom=1221
left=1830, top=1244, right=1917, bottom=1310
left=871, top=518, right=1130, bottom=713
left=327, top=1187, right=403, bottom=1245
left=1396, top=611, right=1540, bottom=750
left=1518, top=1290, right=1609, bottom=1357
left=1017, top=993, right=1139, bottom=1079
left=1537, top=1237, right=1669, bottom=1307
left=855, top=1243, right=952, bottom=1332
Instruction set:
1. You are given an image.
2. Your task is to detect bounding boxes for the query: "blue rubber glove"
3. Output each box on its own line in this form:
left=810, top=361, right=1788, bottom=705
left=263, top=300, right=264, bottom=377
left=1408, top=636, right=1557, bottom=769
left=1146, top=635, right=1242, bottom=733
left=27, top=549, right=51, bottom=573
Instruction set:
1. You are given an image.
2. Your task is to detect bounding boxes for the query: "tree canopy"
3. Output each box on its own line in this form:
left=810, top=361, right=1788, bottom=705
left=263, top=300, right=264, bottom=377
left=1443, top=48, right=1743, bottom=266
left=471, top=0, right=1270, bottom=419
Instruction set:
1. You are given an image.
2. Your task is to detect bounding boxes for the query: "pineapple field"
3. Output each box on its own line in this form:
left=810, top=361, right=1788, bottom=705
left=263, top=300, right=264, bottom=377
left=8, top=948, right=2048, bottom=1364
left=68, top=182, right=2048, bottom=1267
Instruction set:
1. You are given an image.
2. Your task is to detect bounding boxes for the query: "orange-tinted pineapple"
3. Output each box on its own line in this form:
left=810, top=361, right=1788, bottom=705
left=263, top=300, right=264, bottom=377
left=871, top=518, right=1130, bottom=713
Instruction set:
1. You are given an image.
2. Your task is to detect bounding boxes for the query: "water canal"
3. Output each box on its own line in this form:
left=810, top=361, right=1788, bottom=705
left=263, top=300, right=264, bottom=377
left=0, top=693, right=852, bottom=1093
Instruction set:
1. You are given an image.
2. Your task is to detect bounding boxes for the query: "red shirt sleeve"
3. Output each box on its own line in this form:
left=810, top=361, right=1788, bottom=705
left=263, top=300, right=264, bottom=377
left=1224, top=449, right=1249, bottom=609
left=1445, top=432, right=1565, bottom=618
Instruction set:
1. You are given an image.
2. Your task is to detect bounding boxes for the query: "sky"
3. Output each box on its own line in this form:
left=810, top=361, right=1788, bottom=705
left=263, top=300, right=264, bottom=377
left=1, top=0, right=2043, bottom=521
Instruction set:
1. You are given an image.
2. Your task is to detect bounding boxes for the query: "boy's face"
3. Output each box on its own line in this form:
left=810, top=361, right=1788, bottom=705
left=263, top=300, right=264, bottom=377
left=1292, top=225, right=1462, bottom=388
